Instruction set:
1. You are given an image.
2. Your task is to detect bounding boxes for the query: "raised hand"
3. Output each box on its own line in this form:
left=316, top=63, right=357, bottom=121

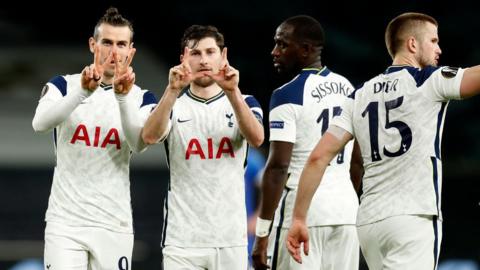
left=209, top=47, right=239, bottom=92
left=81, top=45, right=112, bottom=91
left=113, top=47, right=136, bottom=94
left=286, top=219, right=309, bottom=264
left=167, top=47, right=201, bottom=93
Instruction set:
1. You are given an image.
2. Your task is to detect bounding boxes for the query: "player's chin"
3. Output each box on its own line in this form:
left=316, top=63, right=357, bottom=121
left=104, top=69, right=115, bottom=78
left=194, top=77, right=215, bottom=88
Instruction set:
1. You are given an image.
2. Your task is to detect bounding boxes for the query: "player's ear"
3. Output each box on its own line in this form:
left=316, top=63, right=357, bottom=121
left=301, top=42, right=312, bottom=58
left=406, top=36, right=417, bottom=54
left=130, top=42, right=134, bottom=49
left=89, top=37, right=96, bottom=53
left=180, top=54, right=184, bottom=62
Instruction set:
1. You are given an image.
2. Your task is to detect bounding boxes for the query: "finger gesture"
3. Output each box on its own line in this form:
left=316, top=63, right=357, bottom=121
left=286, top=219, right=309, bottom=264
left=209, top=47, right=239, bottom=92
left=113, top=47, right=137, bottom=94
left=168, top=47, right=199, bottom=93
left=81, top=45, right=112, bottom=91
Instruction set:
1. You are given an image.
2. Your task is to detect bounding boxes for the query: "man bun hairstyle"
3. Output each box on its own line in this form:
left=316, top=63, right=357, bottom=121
left=94, top=7, right=134, bottom=41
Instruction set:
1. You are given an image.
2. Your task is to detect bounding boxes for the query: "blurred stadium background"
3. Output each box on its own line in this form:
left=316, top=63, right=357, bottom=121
left=0, top=1, right=479, bottom=269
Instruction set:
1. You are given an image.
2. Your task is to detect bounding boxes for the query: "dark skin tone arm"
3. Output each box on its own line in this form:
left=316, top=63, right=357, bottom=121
left=252, top=141, right=293, bottom=270
left=349, top=140, right=364, bottom=194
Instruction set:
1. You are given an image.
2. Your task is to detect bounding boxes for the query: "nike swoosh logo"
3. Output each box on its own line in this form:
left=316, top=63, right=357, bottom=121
left=177, top=119, right=192, bottom=123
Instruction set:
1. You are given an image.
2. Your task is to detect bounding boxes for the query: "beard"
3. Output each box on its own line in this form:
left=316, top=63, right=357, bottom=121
left=193, top=75, right=215, bottom=88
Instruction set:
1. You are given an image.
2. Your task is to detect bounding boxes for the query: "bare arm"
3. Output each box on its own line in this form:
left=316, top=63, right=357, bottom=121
left=252, top=141, right=293, bottom=269
left=142, top=87, right=180, bottom=144
left=142, top=47, right=195, bottom=144
left=211, top=48, right=264, bottom=147
left=349, top=140, right=364, bottom=194
left=225, top=89, right=264, bottom=147
left=460, top=65, right=480, bottom=99
left=286, top=130, right=352, bottom=263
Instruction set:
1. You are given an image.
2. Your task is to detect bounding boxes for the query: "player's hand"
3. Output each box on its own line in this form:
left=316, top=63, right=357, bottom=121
left=209, top=47, right=239, bottom=92
left=252, top=236, right=271, bottom=270
left=167, top=47, right=203, bottom=94
left=286, top=219, right=309, bottom=264
left=113, top=47, right=136, bottom=94
left=81, top=45, right=112, bottom=91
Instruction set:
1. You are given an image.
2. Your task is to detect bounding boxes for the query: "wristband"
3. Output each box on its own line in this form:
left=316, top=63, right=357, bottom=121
left=255, top=217, right=272, bottom=237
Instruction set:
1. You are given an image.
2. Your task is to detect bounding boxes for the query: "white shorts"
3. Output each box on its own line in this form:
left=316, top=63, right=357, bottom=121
left=44, top=222, right=133, bottom=270
left=163, top=245, right=248, bottom=270
left=267, top=225, right=359, bottom=270
left=357, top=215, right=442, bottom=270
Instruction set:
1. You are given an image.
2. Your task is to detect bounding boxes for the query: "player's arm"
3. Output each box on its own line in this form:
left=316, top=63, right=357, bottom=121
left=287, top=127, right=352, bottom=263
left=210, top=48, right=264, bottom=147
left=251, top=141, right=293, bottom=269
left=116, top=90, right=157, bottom=153
left=32, top=79, right=93, bottom=133
left=142, top=47, right=195, bottom=144
left=226, top=91, right=264, bottom=147
left=349, top=140, right=364, bottom=194
left=460, top=65, right=480, bottom=98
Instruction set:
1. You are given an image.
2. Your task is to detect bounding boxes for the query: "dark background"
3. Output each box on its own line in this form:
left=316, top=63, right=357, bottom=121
left=0, top=1, right=479, bottom=269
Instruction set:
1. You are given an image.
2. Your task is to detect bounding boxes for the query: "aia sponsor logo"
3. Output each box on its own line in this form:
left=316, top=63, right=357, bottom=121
left=185, top=137, right=235, bottom=159
left=70, top=124, right=121, bottom=149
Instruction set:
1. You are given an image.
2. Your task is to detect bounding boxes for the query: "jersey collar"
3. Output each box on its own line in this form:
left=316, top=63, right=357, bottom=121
left=186, top=88, right=225, bottom=104
left=301, top=66, right=330, bottom=77
left=384, top=65, right=417, bottom=74
left=100, top=82, right=113, bottom=91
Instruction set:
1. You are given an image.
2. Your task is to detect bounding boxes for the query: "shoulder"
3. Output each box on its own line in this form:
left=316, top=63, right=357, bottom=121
left=269, top=73, right=309, bottom=111
left=242, top=94, right=262, bottom=109
left=46, top=73, right=80, bottom=97
left=131, top=85, right=158, bottom=107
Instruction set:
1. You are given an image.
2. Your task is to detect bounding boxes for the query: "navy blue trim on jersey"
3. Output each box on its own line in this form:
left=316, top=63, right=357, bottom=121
left=100, top=82, right=113, bottom=91
left=49, top=76, right=67, bottom=97
left=271, top=186, right=291, bottom=270
left=434, top=102, right=447, bottom=159
left=53, top=128, right=57, bottom=148
left=384, top=65, right=438, bottom=87
left=252, top=111, right=263, bottom=123
left=433, top=216, right=439, bottom=270
left=140, top=91, right=158, bottom=108
left=269, top=71, right=313, bottom=111
left=348, top=83, right=365, bottom=100
left=431, top=157, right=440, bottom=217
left=164, top=139, right=170, bottom=170
left=318, top=67, right=331, bottom=77
left=161, top=194, right=169, bottom=247
left=53, top=128, right=58, bottom=166
left=245, top=96, right=261, bottom=109
left=186, top=88, right=225, bottom=104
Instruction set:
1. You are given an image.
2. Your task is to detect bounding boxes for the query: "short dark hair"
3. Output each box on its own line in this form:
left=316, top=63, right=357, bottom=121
left=180, top=25, right=225, bottom=53
left=283, top=15, right=325, bottom=48
left=93, top=7, right=134, bottom=42
left=385, top=12, right=438, bottom=59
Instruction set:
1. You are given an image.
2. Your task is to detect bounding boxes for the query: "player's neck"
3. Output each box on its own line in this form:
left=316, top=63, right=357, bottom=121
left=101, top=76, right=114, bottom=86
left=304, top=60, right=322, bottom=70
left=190, top=83, right=222, bottom=100
left=392, top=54, right=420, bottom=68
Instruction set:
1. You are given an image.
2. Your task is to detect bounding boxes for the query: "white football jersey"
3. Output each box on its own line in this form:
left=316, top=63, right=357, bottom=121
left=332, top=65, right=464, bottom=225
left=34, top=73, right=157, bottom=233
left=269, top=67, right=358, bottom=227
left=161, top=88, right=263, bottom=247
